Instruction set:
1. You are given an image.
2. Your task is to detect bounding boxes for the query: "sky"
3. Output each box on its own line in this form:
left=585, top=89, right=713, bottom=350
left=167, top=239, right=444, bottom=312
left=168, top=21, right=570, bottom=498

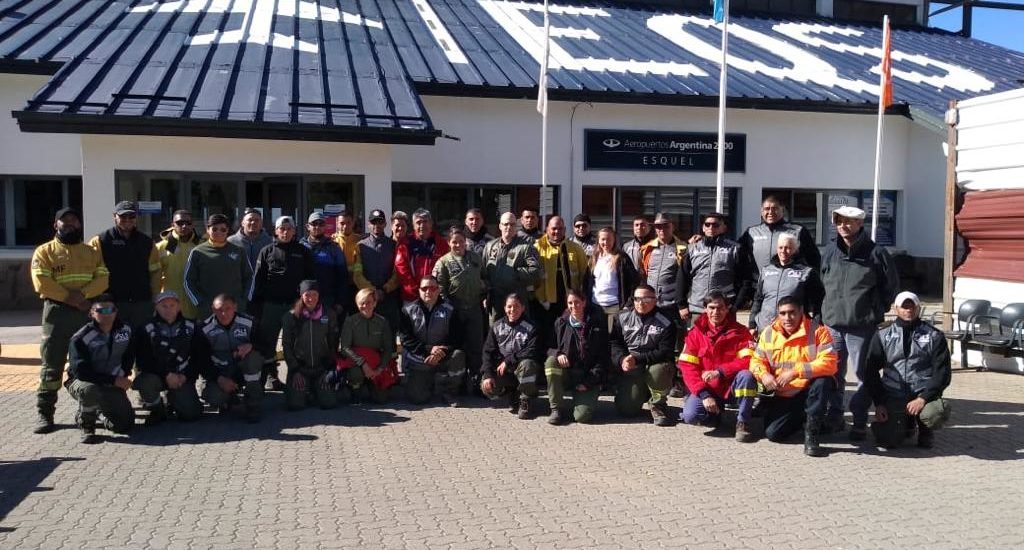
left=929, top=2, right=1024, bottom=53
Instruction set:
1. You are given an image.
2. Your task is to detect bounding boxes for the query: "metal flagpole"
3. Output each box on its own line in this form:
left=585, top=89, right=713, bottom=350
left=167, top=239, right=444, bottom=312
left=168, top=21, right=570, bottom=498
left=538, top=0, right=551, bottom=194
left=714, top=0, right=730, bottom=213
left=870, top=15, right=891, bottom=241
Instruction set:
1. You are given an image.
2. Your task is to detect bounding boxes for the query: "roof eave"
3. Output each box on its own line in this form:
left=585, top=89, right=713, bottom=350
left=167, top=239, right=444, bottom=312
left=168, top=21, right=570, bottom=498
left=13, top=111, right=440, bottom=145
left=0, top=59, right=62, bottom=75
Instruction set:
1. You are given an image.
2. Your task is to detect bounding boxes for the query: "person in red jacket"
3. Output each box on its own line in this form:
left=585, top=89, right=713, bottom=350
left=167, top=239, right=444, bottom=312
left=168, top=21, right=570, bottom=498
left=394, top=209, right=450, bottom=303
left=677, top=292, right=758, bottom=442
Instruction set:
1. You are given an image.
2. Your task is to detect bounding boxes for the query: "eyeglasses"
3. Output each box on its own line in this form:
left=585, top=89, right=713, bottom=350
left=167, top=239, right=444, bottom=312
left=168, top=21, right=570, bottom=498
left=94, top=306, right=117, bottom=314
left=574, top=224, right=589, bottom=229
left=632, top=296, right=656, bottom=303
left=173, top=220, right=193, bottom=226
left=703, top=222, right=722, bottom=228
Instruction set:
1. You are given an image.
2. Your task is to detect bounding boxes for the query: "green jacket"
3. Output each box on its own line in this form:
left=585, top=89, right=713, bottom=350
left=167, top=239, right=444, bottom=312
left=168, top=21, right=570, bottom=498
left=433, top=250, right=484, bottom=313
left=183, top=241, right=253, bottom=317
left=282, top=308, right=340, bottom=377
left=481, top=236, right=542, bottom=302
left=340, top=313, right=394, bottom=368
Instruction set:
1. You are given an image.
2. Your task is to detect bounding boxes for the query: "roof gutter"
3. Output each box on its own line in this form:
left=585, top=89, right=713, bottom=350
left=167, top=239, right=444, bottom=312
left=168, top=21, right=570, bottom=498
left=13, top=111, right=440, bottom=145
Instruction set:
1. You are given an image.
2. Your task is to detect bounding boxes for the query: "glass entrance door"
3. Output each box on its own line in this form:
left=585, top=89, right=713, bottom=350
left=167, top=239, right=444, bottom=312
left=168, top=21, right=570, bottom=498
left=244, top=177, right=301, bottom=233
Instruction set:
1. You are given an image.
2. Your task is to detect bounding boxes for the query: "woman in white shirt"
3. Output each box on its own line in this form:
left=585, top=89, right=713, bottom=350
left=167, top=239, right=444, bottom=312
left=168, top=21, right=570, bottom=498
left=587, top=227, right=638, bottom=331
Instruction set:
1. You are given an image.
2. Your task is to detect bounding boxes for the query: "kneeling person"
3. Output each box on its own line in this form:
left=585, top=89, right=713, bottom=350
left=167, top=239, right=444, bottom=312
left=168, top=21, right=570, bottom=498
left=545, top=289, right=609, bottom=425
left=481, top=293, right=542, bottom=419
left=399, top=276, right=465, bottom=406
left=865, top=292, right=952, bottom=448
left=610, top=284, right=677, bottom=426
left=134, top=291, right=203, bottom=424
left=197, top=294, right=264, bottom=422
left=678, top=292, right=757, bottom=441
left=282, top=280, right=341, bottom=410
left=340, top=288, right=398, bottom=403
left=750, top=296, right=838, bottom=456
left=66, top=295, right=136, bottom=443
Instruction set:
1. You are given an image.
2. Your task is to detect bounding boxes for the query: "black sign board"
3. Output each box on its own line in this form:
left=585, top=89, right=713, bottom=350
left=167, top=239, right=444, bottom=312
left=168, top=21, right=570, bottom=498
left=584, top=129, right=746, bottom=172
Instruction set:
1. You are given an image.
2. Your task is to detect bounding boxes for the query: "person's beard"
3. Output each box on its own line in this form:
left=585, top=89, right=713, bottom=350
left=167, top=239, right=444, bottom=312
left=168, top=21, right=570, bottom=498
left=56, top=227, right=83, bottom=244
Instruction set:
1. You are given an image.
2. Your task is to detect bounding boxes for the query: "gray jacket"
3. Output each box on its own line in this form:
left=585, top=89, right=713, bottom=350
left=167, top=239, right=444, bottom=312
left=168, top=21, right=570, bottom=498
left=739, top=221, right=821, bottom=279
left=866, top=319, right=951, bottom=403
left=678, top=237, right=742, bottom=312
left=749, top=258, right=824, bottom=331
left=643, top=239, right=685, bottom=308
left=482, top=317, right=540, bottom=378
left=198, top=313, right=257, bottom=377
left=228, top=229, right=273, bottom=272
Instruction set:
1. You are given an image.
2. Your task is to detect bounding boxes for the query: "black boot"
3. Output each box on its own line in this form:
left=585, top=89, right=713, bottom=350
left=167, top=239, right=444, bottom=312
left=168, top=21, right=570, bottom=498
left=33, top=393, right=57, bottom=434
left=145, top=402, right=167, bottom=426
left=508, top=391, right=520, bottom=414
left=78, top=408, right=100, bottom=444
left=804, top=420, right=827, bottom=457
left=517, top=396, right=533, bottom=420
left=917, top=422, right=935, bottom=448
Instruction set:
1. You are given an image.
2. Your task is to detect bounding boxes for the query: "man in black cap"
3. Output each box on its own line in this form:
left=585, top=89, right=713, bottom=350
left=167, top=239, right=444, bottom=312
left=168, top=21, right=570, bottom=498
left=29, top=207, right=109, bottom=433
left=354, top=208, right=400, bottom=330
left=302, top=211, right=349, bottom=314
left=89, top=200, right=161, bottom=329
left=569, top=213, right=597, bottom=257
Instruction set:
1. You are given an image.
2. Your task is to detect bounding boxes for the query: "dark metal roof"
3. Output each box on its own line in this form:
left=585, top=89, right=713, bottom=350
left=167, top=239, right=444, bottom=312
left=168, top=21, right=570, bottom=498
left=3, top=1, right=1024, bottom=139
left=0, top=0, right=439, bottom=144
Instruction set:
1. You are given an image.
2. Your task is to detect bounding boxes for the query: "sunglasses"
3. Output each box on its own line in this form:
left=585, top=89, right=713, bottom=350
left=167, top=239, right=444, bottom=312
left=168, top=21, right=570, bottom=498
left=94, top=306, right=117, bottom=314
left=173, top=220, right=193, bottom=226
left=703, top=222, right=722, bottom=228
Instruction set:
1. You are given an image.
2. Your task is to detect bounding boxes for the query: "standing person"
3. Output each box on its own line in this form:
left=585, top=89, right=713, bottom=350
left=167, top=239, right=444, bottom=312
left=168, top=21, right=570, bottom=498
left=339, top=288, right=398, bottom=404
left=133, top=291, right=203, bottom=425
left=332, top=210, right=362, bottom=312
left=395, top=209, right=450, bottom=303
left=639, top=213, right=687, bottom=318
left=30, top=207, right=109, bottom=434
left=739, top=196, right=821, bottom=282
left=196, top=294, right=264, bottom=423
left=588, top=227, right=638, bottom=332
left=534, top=216, right=588, bottom=349
left=517, top=207, right=543, bottom=243
left=249, top=216, right=315, bottom=391
left=464, top=208, right=494, bottom=256
left=302, top=212, right=348, bottom=315
left=391, top=210, right=409, bottom=242
left=281, top=280, right=341, bottom=411
left=749, top=233, right=824, bottom=333
left=820, top=205, right=899, bottom=439
left=434, top=227, right=485, bottom=393
left=545, top=289, right=609, bottom=425
left=677, top=212, right=747, bottom=324
left=481, top=293, right=542, bottom=419
left=156, top=210, right=203, bottom=320
left=183, top=214, right=253, bottom=318
left=750, top=297, right=838, bottom=457
left=864, top=292, right=952, bottom=449
left=622, top=215, right=653, bottom=271
left=353, top=209, right=400, bottom=330
left=569, top=214, right=597, bottom=257
left=482, top=212, right=543, bottom=321
left=678, top=293, right=757, bottom=442
left=66, top=295, right=135, bottom=443
left=399, top=276, right=465, bottom=406
left=610, top=284, right=677, bottom=426
left=228, top=207, right=273, bottom=274
left=89, top=200, right=161, bottom=328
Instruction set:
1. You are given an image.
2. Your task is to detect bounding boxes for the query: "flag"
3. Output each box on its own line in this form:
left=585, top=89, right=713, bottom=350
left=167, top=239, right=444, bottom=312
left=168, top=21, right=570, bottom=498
left=879, top=16, right=893, bottom=108
left=712, top=0, right=725, bottom=24
left=536, top=0, right=550, bottom=115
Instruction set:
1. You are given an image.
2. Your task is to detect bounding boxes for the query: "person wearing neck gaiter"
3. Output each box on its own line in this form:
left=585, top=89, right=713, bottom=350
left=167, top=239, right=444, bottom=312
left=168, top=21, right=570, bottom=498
left=156, top=209, right=204, bottom=320
left=281, top=280, right=340, bottom=410
left=864, top=292, right=952, bottom=449
left=184, top=214, right=253, bottom=319
left=30, top=207, right=109, bottom=434
left=544, top=289, right=609, bottom=425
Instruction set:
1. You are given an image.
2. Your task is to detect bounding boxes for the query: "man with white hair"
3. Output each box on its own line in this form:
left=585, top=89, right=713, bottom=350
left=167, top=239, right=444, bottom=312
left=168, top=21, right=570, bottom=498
left=748, top=232, right=824, bottom=333
left=820, top=205, right=899, bottom=439
left=863, top=292, right=952, bottom=448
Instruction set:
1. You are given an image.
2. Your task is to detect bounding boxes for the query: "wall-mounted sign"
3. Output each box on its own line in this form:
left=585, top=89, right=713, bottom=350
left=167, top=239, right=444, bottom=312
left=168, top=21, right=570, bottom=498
left=584, top=130, right=746, bottom=172
left=137, top=201, right=162, bottom=215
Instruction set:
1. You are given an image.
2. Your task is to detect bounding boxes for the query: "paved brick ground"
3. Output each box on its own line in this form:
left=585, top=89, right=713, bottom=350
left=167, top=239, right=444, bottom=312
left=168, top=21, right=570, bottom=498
left=1, top=365, right=1023, bottom=549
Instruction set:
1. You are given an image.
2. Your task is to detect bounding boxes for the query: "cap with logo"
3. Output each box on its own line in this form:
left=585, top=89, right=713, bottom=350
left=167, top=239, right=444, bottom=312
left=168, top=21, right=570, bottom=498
left=308, top=212, right=326, bottom=224
left=369, top=209, right=387, bottom=223
left=275, top=216, right=296, bottom=228
left=114, top=201, right=138, bottom=215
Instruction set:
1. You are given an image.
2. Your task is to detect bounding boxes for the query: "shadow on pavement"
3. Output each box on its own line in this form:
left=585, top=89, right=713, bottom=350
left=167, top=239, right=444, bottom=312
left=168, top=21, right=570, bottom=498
left=107, top=394, right=411, bottom=447
left=0, top=457, right=85, bottom=532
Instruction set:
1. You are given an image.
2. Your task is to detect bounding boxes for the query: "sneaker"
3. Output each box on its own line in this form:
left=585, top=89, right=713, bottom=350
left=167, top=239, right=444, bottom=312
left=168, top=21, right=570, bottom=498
left=735, top=422, right=756, bottom=443
left=441, top=393, right=460, bottom=408
left=848, top=424, right=868, bottom=441
left=517, top=397, right=532, bottom=420
left=651, top=403, right=672, bottom=427
left=33, top=412, right=55, bottom=434
left=80, top=429, right=100, bottom=444
left=266, top=378, right=286, bottom=392
left=668, top=386, right=686, bottom=399
left=548, top=407, right=567, bottom=426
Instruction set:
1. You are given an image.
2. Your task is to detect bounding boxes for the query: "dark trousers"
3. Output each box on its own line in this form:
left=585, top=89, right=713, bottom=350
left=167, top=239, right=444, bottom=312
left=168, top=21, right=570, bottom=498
left=38, top=300, right=89, bottom=417
left=763, top=377, right=834, bottom=442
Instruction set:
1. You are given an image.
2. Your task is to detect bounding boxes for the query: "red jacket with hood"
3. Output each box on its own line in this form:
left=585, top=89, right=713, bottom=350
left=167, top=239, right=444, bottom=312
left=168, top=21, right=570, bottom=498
left=677, top=311, right=754, bottom=399
left=395, top=232, right=450, bottom=302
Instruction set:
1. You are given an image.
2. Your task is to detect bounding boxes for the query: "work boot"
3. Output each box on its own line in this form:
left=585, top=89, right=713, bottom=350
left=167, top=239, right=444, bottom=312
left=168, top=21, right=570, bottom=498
left=517, top=397, right=533, bottom=420
left=33, top=411, right=56, bottom=434
left=917, top=424, right=935, bottom=448
left=508, top=392, right=520, bottom=415
left=548, top=407, right=567, bottom=426
left=244, top=405, right=261, bottom=424
left=79, top=412, right=99, bottom=444
left=80, top=428, right=100, bottom=444
left=804, top=421, right=827, bottom=457
left=651, top=403, right=672, bottom=427
left=145, top=402, right=167, bottom=427
left=848, top=424, right=867, bottom=441
left=441, top=392, right=460, bottom=408
left=735, top=422, right=756, bottom=443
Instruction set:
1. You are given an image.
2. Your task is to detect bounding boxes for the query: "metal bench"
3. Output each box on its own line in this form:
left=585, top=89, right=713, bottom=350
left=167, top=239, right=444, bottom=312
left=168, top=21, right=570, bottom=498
left=963, top=303, right=1024, bottom=371
left=928, top=299, right=991, bottom=370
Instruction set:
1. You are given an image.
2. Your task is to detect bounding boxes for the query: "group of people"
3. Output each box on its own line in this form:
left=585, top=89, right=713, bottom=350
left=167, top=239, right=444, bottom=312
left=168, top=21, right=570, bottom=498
left=30, top=197, right=952, bottom=455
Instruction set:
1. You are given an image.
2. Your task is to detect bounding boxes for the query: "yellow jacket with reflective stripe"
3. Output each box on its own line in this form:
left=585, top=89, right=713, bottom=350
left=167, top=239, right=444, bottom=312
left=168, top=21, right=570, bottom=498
left=750, top=316, right=838, bottom=397
left=156, top=229, right=204, bottom=319
left=334, top=231, right=361, bottom=273
left=30, top=239, right=109, bottom=302
left=533, top=236, right=588, bottom=304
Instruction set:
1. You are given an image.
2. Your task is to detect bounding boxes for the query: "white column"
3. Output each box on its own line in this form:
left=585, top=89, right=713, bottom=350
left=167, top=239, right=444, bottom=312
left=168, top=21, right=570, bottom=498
left=79, top=135, right=117, bottom=238
left=362, top=145, right=393, bottom=223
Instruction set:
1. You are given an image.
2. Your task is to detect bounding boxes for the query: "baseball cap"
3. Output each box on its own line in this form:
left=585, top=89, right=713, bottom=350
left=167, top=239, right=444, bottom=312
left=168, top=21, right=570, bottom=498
left=275, top=216, right=295, bottom=228
left=54, top=207, right=81, bottom=222
left=114, top=201, right=138, bottom=215
left=832, top=206, right=866, bottom=223
left=369, top=209, right=387, bottom=223
left=307, top=212, right=326, bottom=224
left=154, top=290, right=180, bottom=304
left=653, top=213, right=672, bottom=226
left=894, top=291, right=920, bottom=308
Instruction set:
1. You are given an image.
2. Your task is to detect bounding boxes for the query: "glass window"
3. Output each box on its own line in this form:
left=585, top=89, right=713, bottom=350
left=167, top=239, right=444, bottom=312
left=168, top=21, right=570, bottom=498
left=582, top=187, right=615, bottom=231
left=307, top=176, right=364, bottom=235
left=14, top=178, right=65, bottom=246
left=393, top=183, right=426, bottom=221
left=430, top=186, right=471, bottom=234
left=618, top=188, right=657, bottom=242
left=0, top=179, right=6, bottom=245
left=192, top=178, right=240, bottom=229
